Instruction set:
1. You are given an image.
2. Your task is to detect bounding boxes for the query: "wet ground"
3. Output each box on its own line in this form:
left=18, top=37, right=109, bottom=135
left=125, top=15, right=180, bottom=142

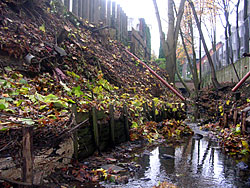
left=101, top=124, right=250, bottom=188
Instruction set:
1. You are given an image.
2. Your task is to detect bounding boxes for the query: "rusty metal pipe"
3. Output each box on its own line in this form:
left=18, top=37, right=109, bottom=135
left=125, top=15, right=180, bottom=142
left=232, top=70, right=250, bottom=92
left=125, top=49, right=185, bottom=101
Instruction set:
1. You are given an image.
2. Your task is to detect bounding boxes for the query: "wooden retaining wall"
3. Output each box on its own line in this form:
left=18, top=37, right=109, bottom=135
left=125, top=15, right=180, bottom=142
left=0, top=101, right=185, bottom=184
left=74, top=102, right=185, bottom=160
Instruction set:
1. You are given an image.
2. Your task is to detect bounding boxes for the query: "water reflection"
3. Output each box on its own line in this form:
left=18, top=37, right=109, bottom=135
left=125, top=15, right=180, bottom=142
left=125, top=137, right=249, bottom=188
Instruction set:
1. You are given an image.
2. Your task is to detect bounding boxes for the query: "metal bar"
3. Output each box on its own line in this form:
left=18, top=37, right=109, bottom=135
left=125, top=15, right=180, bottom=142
left=232, top=70, right=250, bottom=92
left=125, top=49, right=186, bottom=101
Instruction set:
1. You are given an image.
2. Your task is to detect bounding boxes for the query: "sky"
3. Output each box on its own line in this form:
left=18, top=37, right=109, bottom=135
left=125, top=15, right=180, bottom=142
left=114, top=0, right=245, bottom=57
left=114, top=0, right=166, bottom=56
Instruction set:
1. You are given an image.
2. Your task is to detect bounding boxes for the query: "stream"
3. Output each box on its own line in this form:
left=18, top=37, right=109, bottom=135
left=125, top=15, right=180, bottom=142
left=102, top=123, right=250, bottom=188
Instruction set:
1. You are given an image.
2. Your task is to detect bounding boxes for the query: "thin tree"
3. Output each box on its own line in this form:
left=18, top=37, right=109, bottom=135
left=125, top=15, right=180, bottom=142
left=235, top=0, right=241, bottom=59
left=188, top=0, right=220, bottom=89
left=217, top=0, right=240, bottom=81
left=244, top=0, right=249, bottom=53
left=152, top=0, right=186, bottom=84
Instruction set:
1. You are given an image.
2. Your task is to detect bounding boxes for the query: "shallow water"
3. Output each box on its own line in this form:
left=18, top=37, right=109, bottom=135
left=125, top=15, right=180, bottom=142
left=103, top=125, right=250, bottom=188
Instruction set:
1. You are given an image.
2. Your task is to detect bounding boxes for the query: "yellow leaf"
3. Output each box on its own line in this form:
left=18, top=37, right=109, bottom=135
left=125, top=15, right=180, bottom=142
left=242, top=140, right=249, bottom=150
left=155, top=109, right=159, bottom=115
left=39, top=24, right=46, bottom=33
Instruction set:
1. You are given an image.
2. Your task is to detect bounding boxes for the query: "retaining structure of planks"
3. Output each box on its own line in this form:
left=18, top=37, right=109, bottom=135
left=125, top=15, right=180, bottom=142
left=1, top=101, right=185, bottom=186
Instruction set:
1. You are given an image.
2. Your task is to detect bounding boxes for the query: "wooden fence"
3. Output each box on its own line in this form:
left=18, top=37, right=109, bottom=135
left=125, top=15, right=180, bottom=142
left=60, top=0, right=151, bottom=60
left=61, top=0, right=128, bottom=44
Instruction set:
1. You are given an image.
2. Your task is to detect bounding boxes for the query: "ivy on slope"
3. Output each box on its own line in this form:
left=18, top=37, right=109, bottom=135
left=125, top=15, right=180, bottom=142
left=0, top=0, right=184, bottom=131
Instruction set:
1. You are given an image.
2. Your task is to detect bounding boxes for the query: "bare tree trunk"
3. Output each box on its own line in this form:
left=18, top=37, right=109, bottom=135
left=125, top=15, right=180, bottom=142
left=244, top=0, right=249, bottom=53
left=180, top=28, right=198, bottom=97
left=188, top=0, right=220, bottom=89
left=236, top=0, right=240, bottom=59
left=189, top=17, right=199, bottom=95
left=153, top=0, right=186, bottom=84
left=152, top=0, right=164, bottom=45
left=176, top=67, right=191, bottom=96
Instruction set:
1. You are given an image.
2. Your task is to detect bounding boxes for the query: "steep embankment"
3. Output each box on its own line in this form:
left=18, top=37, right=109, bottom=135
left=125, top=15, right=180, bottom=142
left=0, top=0, right=184, bottom=154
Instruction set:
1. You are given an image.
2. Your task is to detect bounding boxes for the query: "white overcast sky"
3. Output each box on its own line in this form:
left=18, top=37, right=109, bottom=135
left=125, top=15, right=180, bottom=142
left=115, top=0, right=244, bottom=57
left=115, top=0, right=167, bottom=56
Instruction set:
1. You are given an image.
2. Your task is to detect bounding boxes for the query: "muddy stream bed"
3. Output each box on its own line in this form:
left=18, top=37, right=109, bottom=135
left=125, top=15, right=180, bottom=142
left=100, top=123, right=250, bottom=188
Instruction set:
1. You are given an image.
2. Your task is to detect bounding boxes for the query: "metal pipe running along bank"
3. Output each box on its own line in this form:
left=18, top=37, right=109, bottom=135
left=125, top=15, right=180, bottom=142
left=125, top=49, right=186, bottom=101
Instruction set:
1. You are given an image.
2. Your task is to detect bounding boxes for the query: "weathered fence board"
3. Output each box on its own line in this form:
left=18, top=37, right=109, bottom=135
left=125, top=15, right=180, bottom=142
left=22, top=127, right=34, bottom=185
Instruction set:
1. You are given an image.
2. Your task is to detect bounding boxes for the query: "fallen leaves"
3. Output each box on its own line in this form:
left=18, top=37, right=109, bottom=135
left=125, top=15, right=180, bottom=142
left=130, top=120, right=193, bottom=143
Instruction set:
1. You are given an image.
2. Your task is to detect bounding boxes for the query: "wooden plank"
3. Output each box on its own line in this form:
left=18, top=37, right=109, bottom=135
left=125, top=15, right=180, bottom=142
left=100, top=0, right=106, bottom=23
left=223, top=113, right=228, bottom=128
left=71, top=104, right=78, bottom=159
left=93, top=0, right=100, bottom=23
left=109, top=104, right=115, bottom=145
left=83, top=0, right=90, bottom=21
left=124, top=14, right=128, bottom=43
left=123, top=104, right=129, bottom=141
left=89, top=0, right=94, bottom=22
left=106, top=0, right=111, bottom=26
left=64, top=0, right=70, bottom=10
left=233, top=109, right=238, bottom=126
left=22, top=126, right=34, bottom=184
left=143, top=103, right=148, bottom=121
left=78, top=0, right=83, bottom=18
left=72, top=0, right=78, bottom=16
left=116, top=4, right=121, bottom=40
left=81, top=0, right=86, bottom=19
left=120, top=9, right=124, bottom=42
left=92, top=107, right=99, bottom=148
left=241, top=111, right=247, bottom=134
left=122, top=11, right=127, bottom=43
left=111, top=1, right=116, bottom=28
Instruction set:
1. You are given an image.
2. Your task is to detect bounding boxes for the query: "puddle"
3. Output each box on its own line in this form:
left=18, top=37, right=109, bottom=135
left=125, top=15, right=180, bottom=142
left=102, top=125, right=250, bottom=188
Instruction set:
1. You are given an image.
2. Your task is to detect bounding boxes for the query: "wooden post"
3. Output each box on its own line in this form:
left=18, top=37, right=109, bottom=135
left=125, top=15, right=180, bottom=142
left=124, top=14, right=128, bottom=44
left=22, top=126, right=34, bottom=185
left=78, top=0, right=83, bottom=18
left=89, top=0, right=94, bottom=22
left=123, top=11, right=127, bottom=43
left=143, top=103, right=148, bottom=121
left=120, top=9, right=124, bottom=42
left=111, top=1, right=116, bottom=28
left=83, top=0, right=90, bottom=21
left=152, top=101, right=156, bottom=121
left=223, top=113, right=228, bottom=128
left=233, top=109, right=238, bottom=126
left=92, top=107, right=99, bottom=149
left=109, top=104, right=115, bottom=145
left=100, top=0, right=106, bottom=23
left=107, top=0, right=111, bottom=26
left=241, top=111, right=247, bottom=134
left=241, top=107, right=250, bottom=134
left=93, top=0, right=100, bottom=24
left=72, top=0, right=78, bottom=16
left=116, top=4, right=121, bottom=40
left=64, top=0, right=70, bottom=10
left=71, top=104, right=78, bottom=159
left=123, top=104, right=129, bottom=141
